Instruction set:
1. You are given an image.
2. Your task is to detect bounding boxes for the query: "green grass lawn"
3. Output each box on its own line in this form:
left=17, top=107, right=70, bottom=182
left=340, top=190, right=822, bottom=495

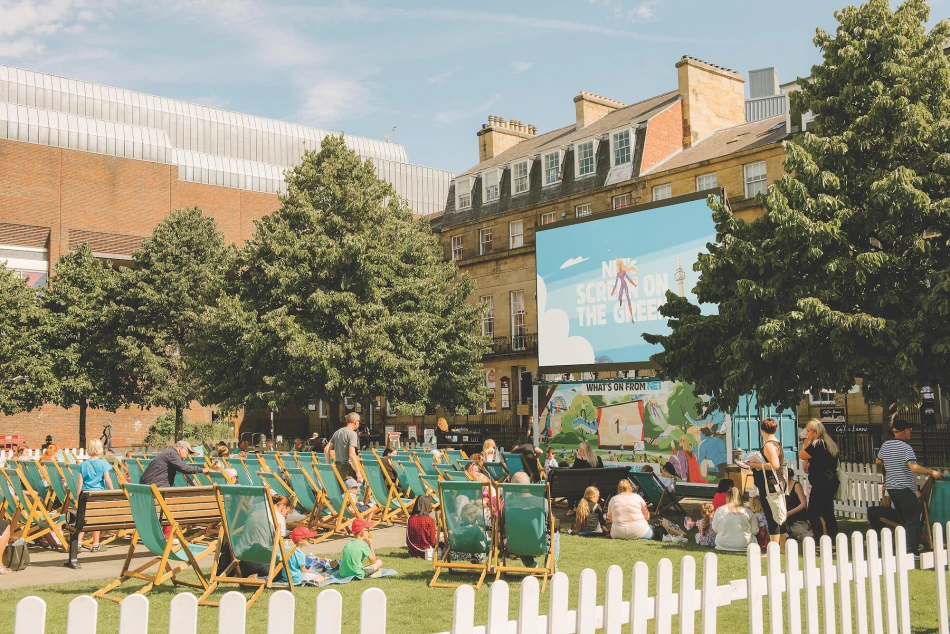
left=2, top=523, right=944, bottom=634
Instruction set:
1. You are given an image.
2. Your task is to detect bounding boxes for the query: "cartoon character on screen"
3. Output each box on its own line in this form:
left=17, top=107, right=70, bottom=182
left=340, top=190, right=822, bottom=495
left=610, top=258, right=638, bottom=323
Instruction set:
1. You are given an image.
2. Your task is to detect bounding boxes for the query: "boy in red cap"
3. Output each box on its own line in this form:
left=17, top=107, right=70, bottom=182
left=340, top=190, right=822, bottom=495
left=339, top=518, right=383, bottom=579
left=287, top=527, right=330, bottom=586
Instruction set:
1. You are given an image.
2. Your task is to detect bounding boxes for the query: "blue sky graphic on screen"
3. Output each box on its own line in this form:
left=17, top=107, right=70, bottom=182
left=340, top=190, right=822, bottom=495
left=535, top=197, right=717, bottom=368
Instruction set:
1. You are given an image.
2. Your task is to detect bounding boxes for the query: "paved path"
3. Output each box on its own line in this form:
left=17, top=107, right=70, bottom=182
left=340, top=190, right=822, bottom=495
left=0, top=525, right=409, bottom=591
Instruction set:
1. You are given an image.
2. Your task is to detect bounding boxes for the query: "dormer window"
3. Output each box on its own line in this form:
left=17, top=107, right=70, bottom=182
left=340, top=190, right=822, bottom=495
left=610, top=128, right=633, bottom=166
left=483, top=169, right=501, bottom=203
left=543, top=151, right=562, bottom=186
left=575, top=139, right=596, bottom=178
left=455, top=177, right=472, bottom=210
left=511, top=159, right=530, bottom=195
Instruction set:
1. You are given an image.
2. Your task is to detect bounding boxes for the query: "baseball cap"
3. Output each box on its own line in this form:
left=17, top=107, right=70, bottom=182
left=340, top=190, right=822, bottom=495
left=175, top=440, right=197, bottom=455
left=344, top=477, right=360, bottom=489
left=290, top=526, right=319, bottom=543
left=350, top=518, right=376, bottom=534
left=892, top=419, right=913, bottom=432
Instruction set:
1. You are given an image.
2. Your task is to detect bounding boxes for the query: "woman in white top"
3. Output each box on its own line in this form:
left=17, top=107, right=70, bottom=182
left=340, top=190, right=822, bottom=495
left=482, top=439, right=499, bottom=463
left=606, top=479, right=653, bottom=540
left=712, top=488, right=757, bottom=552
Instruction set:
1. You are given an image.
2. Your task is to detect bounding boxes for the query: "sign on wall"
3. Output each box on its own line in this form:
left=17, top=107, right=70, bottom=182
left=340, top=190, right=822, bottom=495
left=534, top=193, right=719, bottom=371
left=501, top=376, right=511, bottom=410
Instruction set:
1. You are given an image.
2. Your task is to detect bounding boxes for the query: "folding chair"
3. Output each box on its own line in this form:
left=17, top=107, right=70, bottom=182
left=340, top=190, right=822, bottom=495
left=258, top=470, right=297, bottom=508
left=0, top=469, right=24, bottom=538
left=20, top=461, right=52, bottom=508
left=414, top=453, right=440, bottom=477
left=495, top=482, right=556, bottom=591
left=198, top=484, right=298, bottom=610
left=4, top=466, right=68, bottom=548
left=285, top=466, right=336, bottom=534
left=93, top=484, right=217, bottom=602
left=628, top=471, right=686, bottom=516
left=503, top=452, right=526, bottom=476
left=393, top=460, right=430, bottom=499
left=420, top=474, right=442, bottom=498
left=313, top=463, right=372, bottom=535
left=229, top=457, right=256, bottom=486
left=126, top=460, right=145, bottom=485
left=444, top=470, right=474, bottom=482
left=42, top=460, right=73, bottom=509
left=431, top=480, right=494, bottom=589
left=62, top=463, right=82, bottom=502
left=482, top=462, right=508, bottom=483
left=361, top=461, right=414, bottom=524
left=260, top=453, right=286, bottom=478
left=442, top=449, right=465, bottom=466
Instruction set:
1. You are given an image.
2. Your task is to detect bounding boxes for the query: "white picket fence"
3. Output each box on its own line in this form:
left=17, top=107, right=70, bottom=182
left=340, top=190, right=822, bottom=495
left=0, top=447, right=88, bottom=461
left=789, top=461, right=885, bottom=520
left=14, top=525, right=950, bottom=634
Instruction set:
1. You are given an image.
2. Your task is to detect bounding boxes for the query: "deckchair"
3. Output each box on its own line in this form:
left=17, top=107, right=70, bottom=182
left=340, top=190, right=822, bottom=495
left=93, top=484, right=216, bottom=602
left=360, top=461, right=414, bottom=524
left=628, top=471, right=686, bottom=516
left=229, top=457, right=255, bottom=486
left=126, top=460, right=144, bottom=484
left=444, top=470, right=474, bottom=482
left=0, top=469, right=23, bottom=537
left=420, top=474, right=442, bottom=498
left=284, top=466, right=335, bottom=534
left=313, top=463, right=372, bottom=534
left=207, top=471, right=234, bottom=486
left=414, top=453, right=440, bottom=476
left=258, top=470, right=297, bottom=509
left=260, top=453, right=285, bottom=478
left=20, top=460, right=52, bottom=507
left=198, top=484, right=298, bottom=610
left=5, top=466, right=68, bottom=548
left=431, top=480, right=494, bottom=589
left=442, top=449, right=465, bottom=466
left=482, top=462, right=508, bottom=483
left=42, top=460, right=72, bottom=509
left=63, top=463, right=82, bottom=501
left=494, top=482, right=556, bottom=591
left=393, top=460, right=435, bottom=504
left=503, top=452, right=526, bottom=476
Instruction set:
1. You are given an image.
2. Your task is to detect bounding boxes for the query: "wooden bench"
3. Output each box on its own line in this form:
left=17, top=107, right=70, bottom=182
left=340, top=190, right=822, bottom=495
left=64, top=490, right=134, bottom=568
left=675, top=481, right=719, bottom=500
left=547, top=467, right=633, bottom=504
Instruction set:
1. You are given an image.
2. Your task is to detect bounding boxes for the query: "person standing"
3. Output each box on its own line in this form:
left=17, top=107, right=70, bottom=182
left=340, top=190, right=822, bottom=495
left=747, top=418, right=787, bottom=552
left=140, top=440, right=209, bottom=487
left=876, top=419, right=943, bottom=555
left=513, top=441, right=543, bottom=483
left=798, top=419, right=839, bottom=543
left=325, top=412, right=363, bottom=482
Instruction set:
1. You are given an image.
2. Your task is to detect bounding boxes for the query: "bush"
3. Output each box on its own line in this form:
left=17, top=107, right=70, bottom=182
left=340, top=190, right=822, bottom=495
left=143, top=411, right=232, bottom=446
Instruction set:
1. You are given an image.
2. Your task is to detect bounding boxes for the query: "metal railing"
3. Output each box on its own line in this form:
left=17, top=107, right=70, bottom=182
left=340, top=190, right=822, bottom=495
left=486, top=332, right=538, bottom=356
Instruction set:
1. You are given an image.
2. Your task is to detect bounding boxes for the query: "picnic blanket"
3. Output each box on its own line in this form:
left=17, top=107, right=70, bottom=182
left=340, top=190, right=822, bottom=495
left=315, top=568, right=398, bottom=586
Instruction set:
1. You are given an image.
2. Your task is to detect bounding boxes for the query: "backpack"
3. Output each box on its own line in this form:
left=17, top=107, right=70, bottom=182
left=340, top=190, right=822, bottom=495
left=3, top=538, right=29, bottom=571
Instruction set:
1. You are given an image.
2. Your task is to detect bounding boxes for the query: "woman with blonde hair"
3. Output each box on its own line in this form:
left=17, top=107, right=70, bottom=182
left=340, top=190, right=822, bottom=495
left=572, top=486, right=608, bottom=536
left=798, top=418, right=839, bottom=542
left=482, top=438, right=499, bottom=463
left=711, top=487, right=757, bottom=551
left=78, top=440, right=114, bottom=551
left=565, top=441, right=604, bottom=516
left=606, top=479, right=652, bottom=539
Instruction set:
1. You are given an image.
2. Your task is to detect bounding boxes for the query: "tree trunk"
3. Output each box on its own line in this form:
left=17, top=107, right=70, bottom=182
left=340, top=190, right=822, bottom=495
left=328, top=397, right=342, bottom=431
left=78, top=397, right=87, bottom=450
left=175, top=403, right=184, bottom=442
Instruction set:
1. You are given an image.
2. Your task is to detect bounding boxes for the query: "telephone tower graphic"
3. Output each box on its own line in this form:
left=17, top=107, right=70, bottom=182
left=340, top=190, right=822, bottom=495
left=674, top=256, right=686, bottom=297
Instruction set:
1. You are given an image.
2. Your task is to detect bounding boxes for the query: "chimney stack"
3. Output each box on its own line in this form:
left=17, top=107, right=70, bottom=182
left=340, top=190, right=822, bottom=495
left=675, top=56, right=746, bottom=147
left=476, top=115, right=538, bottom=162
left=574, top=92, right=625, bottom=129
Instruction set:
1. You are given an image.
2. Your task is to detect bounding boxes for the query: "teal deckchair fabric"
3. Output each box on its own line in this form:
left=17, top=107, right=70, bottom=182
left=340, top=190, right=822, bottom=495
left=364, top=462, right=412, bottom=512
left=207, top=471, right=233, bottom=486
left=500, top=484, right=548, bottom=557
left=6, top=469, right=65, bottom=530
left=314, top=464, right=351, bottom=515
left=440, top=481, right=490, bottom=555
left=628, top=471, right=685, bottom=515
left=301, top=463, right=324, bottom=493
left=126, top=461, right=144, bottom=484
left=20, top=461, right=49, bottom=499
left=258, top=470, right=294, bottom=500
left=444, top=471, right=470, bottom=482
left=63, top=463, right=81, bottom=499
left=420, top=475, right=441, bottom=496
left=261, top=454, right=283, bottom=476
left=124, top=484, right=206, bottom=562
left=42, top=461, right=70, bottom=505
left=230, top=458, right=254, bottom=486
left=483, top=462, right=507, bottom=482
left=393, top=461, right=428, bottom=498
left=443, top=450, right=464, bottom=465
left=285, top=467, right=320, bottom=514
left=503, top=452, right=525, bottom=475
left=0, top=471, right=19, bottom=518
left=415, top=453, right=439, bottom=476
left=220, top=485, right=278, bottom=564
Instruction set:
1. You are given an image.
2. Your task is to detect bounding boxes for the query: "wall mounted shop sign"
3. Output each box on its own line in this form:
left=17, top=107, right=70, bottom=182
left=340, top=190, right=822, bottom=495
left=819, top=407, right=846, bottom=424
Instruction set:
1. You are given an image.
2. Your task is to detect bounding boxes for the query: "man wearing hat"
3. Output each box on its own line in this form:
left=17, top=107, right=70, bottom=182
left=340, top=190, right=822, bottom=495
left=140, top=440, right=210, bottom=488
left=875, top=419, right=943, bottom=555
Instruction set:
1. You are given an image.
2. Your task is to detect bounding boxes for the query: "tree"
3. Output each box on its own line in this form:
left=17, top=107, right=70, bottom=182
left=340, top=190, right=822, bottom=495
left=43, top=244, right=118, bottom=448
left=191, top=134, right=487, bottom=418
left=646, top=0, right=950, bottom=424
left=108, top=208, right=229, bottom=441
left=0, top=265, right=52, bottom=414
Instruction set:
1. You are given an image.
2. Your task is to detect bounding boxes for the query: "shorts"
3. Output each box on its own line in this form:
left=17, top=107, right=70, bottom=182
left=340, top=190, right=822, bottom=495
left=336, top=462, right=357, bottom=481
left=362, top=565, right=382, bottom=578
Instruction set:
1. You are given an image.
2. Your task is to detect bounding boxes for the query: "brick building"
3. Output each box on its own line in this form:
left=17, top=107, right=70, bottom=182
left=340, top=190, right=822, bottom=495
left=416, top=56, right=790, bottom=436
left=0, top=65, right=454, bottom=448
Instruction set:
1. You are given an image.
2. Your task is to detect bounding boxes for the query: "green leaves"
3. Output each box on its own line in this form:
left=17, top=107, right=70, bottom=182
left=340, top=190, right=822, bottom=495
left=649, top=0, right=950, bottom=414
left=0, top=266, right=52, bottom=414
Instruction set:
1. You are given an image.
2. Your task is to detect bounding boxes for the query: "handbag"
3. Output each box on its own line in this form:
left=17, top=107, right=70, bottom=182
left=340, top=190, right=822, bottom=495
left=3, top=538, right=29, bottom=571
left=764, top=462, right=787, bottom=525
left=834, top=465, right=849, bottom=502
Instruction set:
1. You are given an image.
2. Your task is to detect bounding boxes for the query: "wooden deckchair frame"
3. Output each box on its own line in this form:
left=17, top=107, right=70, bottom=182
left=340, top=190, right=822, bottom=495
left=94, top=484, right=217, bottom=602
left=430, top=480, right=495, bottom=590
left=493, top=482, right=556, bottom=592
left=359, top=459, right=413, bottom=525
left=6, top=465, right=68, bottom=549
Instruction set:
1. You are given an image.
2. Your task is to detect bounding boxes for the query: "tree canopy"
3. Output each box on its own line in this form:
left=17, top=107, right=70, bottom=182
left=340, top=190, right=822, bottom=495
left=0, top=266, right=52, bottom=415
left=646, top=0, right=950, bottom=419
left=191, top=134, right=487, bottom=416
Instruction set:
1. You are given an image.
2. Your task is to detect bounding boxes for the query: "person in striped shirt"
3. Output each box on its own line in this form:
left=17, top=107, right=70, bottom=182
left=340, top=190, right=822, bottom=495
left=875, top=419, right=943, bottom=555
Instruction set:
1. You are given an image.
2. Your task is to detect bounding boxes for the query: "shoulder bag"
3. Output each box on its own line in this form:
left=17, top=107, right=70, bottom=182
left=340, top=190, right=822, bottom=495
left=764, top=461, right=788, bottom=525
left=3, top=538, right=29, bottom=571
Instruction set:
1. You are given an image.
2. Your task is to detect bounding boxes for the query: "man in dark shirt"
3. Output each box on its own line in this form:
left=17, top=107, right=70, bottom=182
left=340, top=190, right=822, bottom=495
left=514, top=442, right=543, bottom=483
left=140, top=440, right=209, bottom=487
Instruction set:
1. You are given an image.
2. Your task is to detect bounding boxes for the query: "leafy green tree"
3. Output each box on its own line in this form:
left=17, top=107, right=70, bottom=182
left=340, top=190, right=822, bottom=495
left=0, top=266, right=52, bottom=414
left=646, top=0, right=950, bottom=424
left=191, top=135, right=487, bottom=418
left=108, top=208, right=229, bottom=441
left=43, top=244, right=118, bottom=448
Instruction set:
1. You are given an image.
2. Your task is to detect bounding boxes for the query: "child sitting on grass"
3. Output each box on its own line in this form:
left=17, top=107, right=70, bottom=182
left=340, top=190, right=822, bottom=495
left=571, top=486, right=608, bottom=536
left=285, top=527, right=330, bottom=586
left=747, top=495, right=769, bottom=549
left=339, top=518, right=383, bottom=579
left=694, top=502, right=717, bottom=547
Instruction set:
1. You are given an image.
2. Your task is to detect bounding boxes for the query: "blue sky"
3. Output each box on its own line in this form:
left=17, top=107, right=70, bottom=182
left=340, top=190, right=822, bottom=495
left=1, top=0, right=947, bottom=174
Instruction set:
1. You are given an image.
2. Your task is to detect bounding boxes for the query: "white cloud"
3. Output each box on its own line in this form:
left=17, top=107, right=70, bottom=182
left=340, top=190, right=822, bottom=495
left=628, top=1, right=658, bottom=22
left=0, top=37, right=43, bottom=57
left=537, top=275, right=596, bottom=367
left=560, top=256, right=589, bottom=270
left=0, top=0, right=93, bottom=58
left=296, top=76, right=374, bottom=126
left=434, top=92, right=501, bottom=125
left=511, top=61, right=533, bottom=74
left=427, top=66, right=462, bottom=84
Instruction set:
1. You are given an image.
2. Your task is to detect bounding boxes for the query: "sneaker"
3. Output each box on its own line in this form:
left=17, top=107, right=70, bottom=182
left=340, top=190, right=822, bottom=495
left=90, top=544, right=102, bottom=552
left=0, top=566, right=12, bottom=575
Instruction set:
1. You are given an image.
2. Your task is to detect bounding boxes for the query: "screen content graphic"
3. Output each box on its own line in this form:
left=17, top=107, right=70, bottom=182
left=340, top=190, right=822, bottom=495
left=535, top=196, right=718, bottom=369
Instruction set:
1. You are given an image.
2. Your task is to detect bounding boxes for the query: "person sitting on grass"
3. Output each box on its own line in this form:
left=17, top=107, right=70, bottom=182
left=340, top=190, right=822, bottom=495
left=572, top=486, right=608, bottom=536
left=406, top=495, right=437, bottom=558
left=712, top=479, right=734, bottom=510
left=606, top=478, right=653, bottom=540
left=711, top=487, right=757, bottom=552
left=340, top=518, right=383, bottom=579
left=747, top=495, right=769, bottom=549
left=284, top=527, right=330, bottom=586
left=658, top=462, right=677, bottom=493
left=78, top=440, right=114, bottom=552
left=694, top=502, right=717, bottom=547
